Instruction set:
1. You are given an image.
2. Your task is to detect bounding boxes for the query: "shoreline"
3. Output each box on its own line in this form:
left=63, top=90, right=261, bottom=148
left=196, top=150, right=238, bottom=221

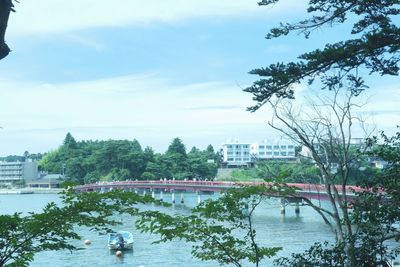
left=0, top=188, right=63, bottom=195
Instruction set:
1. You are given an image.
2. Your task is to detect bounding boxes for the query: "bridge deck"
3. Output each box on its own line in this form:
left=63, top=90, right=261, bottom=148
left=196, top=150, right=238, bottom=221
left=75, top=180, right=360, bottom=201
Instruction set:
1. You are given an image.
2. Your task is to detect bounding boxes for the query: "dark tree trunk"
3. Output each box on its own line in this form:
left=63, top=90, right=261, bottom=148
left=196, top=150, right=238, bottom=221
left=0, top=0, right=13, bottom=60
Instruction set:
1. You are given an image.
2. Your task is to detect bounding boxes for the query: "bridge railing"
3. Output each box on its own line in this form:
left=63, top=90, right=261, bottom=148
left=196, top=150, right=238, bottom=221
left=75, top=180, right=364, bottom=194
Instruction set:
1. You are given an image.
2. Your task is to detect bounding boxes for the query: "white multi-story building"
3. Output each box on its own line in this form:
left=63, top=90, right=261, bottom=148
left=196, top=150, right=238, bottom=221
left=299, top=138, right=366, bottom=160
left=221, top=139, right=296, bottom=167
left=0, top=161, right=38, bottom=185
left=221, top=141, right=253, bottom=167
left=252, top=140, right=296, bottom=161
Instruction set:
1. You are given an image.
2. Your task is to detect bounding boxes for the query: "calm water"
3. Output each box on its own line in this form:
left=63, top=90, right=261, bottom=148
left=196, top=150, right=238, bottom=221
left=0, top=193, right=333, bottom=266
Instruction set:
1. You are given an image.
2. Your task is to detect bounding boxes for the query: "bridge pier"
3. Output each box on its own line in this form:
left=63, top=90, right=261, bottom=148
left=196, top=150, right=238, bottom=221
left=151, top=190, right=155, bottom=198
left=295, top=203, right=300, bottom=215
left=180, top=192, right=184, bottom=204
left=171, top=191, right=175, bottom=204
left=280, top=204, right=286, bottom=215
left=280, top=199, right=286, bottom=215
left=142, top=189, right=146, bottom=196
left=160, top=190, right=163, bottom=201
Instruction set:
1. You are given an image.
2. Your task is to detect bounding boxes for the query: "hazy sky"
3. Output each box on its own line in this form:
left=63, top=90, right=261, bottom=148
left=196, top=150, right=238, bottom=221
left=0, top=0, right=399, bottom=156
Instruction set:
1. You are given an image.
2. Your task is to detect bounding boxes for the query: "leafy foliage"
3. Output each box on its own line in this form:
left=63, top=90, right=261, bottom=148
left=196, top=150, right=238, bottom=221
left=136, top=186, right=282, bottom=267
left=229, top=160, right=322, bottom=183
left=0, top=0, right=14, bottom=60
left=0, top=152, right=43, bottom=163
left=246, top=0, right=400, bottom=110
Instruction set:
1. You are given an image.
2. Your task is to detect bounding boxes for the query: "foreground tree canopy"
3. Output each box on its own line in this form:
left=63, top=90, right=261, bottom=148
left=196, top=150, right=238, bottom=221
left=0, top=0, right=14, bottom=60
left=245, top=0, right=400, bottom=110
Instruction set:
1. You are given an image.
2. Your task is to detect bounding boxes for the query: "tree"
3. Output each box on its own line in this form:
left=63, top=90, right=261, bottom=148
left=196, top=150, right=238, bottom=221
left=264, top=86, right=374, bottom=264
left=245, top=0, right=400, bottom=110
left=275, top=130, right=400, bottom=266
left=167, top=137, right=187, bottom=157
left=187, top=146, right=218, bottom=180
left=0, top=0, right=14, bottom=60
left=0, top=189, right=157, bottom=267
left=243, top=0, right=400, bottom=259
left=63, top=133, right=78, bottom=150
left=136, top=186, right=282, bottom=267
left=258, top=83, right=400, bottom=266
left=165, top=138, right=188, bottom=179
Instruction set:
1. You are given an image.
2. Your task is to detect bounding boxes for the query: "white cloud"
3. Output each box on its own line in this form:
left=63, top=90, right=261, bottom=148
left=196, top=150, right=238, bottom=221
left=63, top=34, right=106, bottom=51
left=0, top=74, right=271, bottom=154
left=8, top=0, right=307, bottom=36
left=360, top=84, right=400, bottom=133
left=0, top=74, right=397, bottom=155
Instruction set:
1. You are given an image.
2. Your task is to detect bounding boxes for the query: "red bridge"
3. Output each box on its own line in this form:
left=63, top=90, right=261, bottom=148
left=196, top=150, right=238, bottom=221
left=75, top=180, right=361, bottom=201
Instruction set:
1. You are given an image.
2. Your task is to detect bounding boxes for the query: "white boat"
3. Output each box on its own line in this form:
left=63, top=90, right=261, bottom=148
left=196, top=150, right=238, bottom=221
left=108, top=231, right=134, bottom=250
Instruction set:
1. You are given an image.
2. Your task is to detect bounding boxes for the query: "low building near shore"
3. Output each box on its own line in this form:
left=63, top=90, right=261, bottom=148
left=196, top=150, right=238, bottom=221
left=26, top=174, right=63, bottom=189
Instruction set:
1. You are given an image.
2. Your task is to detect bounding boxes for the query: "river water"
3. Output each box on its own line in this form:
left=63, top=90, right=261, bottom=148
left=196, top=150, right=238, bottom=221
left=0, top=193, right=333, bottom=266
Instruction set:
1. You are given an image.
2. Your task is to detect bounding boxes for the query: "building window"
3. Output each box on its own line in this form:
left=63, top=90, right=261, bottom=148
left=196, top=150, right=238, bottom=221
left=273, top=152, right=279, bottom=156
left=243, top=145, right=248, bottom=148
left=273, top=145, right=279, bottom=149
left=281, top=145, right=287, bottom=149
left=259, top=152, right=265, bottom=155
left=243, top=152, right=249, bottom=155
left=288, top=145, right=294, bottom=149
left=236, top=145, right=240, bottom=149
left=227, top=158, right=234, bottom=161
left=288, top=152, right=294, bottom=156
left=227, top=152, right=233, bottom=155
left=266, top=146, right=272, bottom=150
left=281, top=152, right=287, bottom=156
left=259, top=145, right=265, bottom=149
left=236, top=151, right=241, bottom=155
left=235, top=158, right=242, bottom=161
left=266, top=152, right=272, bottom=155
left=227, top=145, right=232, bottom=148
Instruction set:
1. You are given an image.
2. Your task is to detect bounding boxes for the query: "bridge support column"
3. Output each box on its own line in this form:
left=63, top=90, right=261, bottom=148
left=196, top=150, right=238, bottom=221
left=295, top=203, right=300, bottom=215
left=280, top=204, right=285, bottom=215
left=151, top=190, right=155, bottom=198
left=160, top=190, right=163, bottom=201
left=280, top=199, right=286, bottom=215
left=142, top=189, right=146, bottom=196
left=180, top=192, right=184, bottom=204
left=197, top=191, right=201, bottom=204
left=171, top=191, right=175, bottom=204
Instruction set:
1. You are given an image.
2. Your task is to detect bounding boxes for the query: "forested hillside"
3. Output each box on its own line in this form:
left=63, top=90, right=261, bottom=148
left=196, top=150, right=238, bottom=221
left=39, top=133, right=220, bottom=184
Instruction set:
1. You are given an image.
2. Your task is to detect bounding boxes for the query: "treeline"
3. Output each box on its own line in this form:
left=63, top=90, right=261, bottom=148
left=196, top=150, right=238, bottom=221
left=39, top=133, right=220, bottom=184
left=229, top=160, right=380, bottom=185
left=0, top=152, right=43, bottom=162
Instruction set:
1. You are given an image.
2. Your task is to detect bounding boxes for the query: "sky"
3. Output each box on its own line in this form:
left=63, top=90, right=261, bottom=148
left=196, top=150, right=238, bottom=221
left=0, top=0, right=399, bottom=156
